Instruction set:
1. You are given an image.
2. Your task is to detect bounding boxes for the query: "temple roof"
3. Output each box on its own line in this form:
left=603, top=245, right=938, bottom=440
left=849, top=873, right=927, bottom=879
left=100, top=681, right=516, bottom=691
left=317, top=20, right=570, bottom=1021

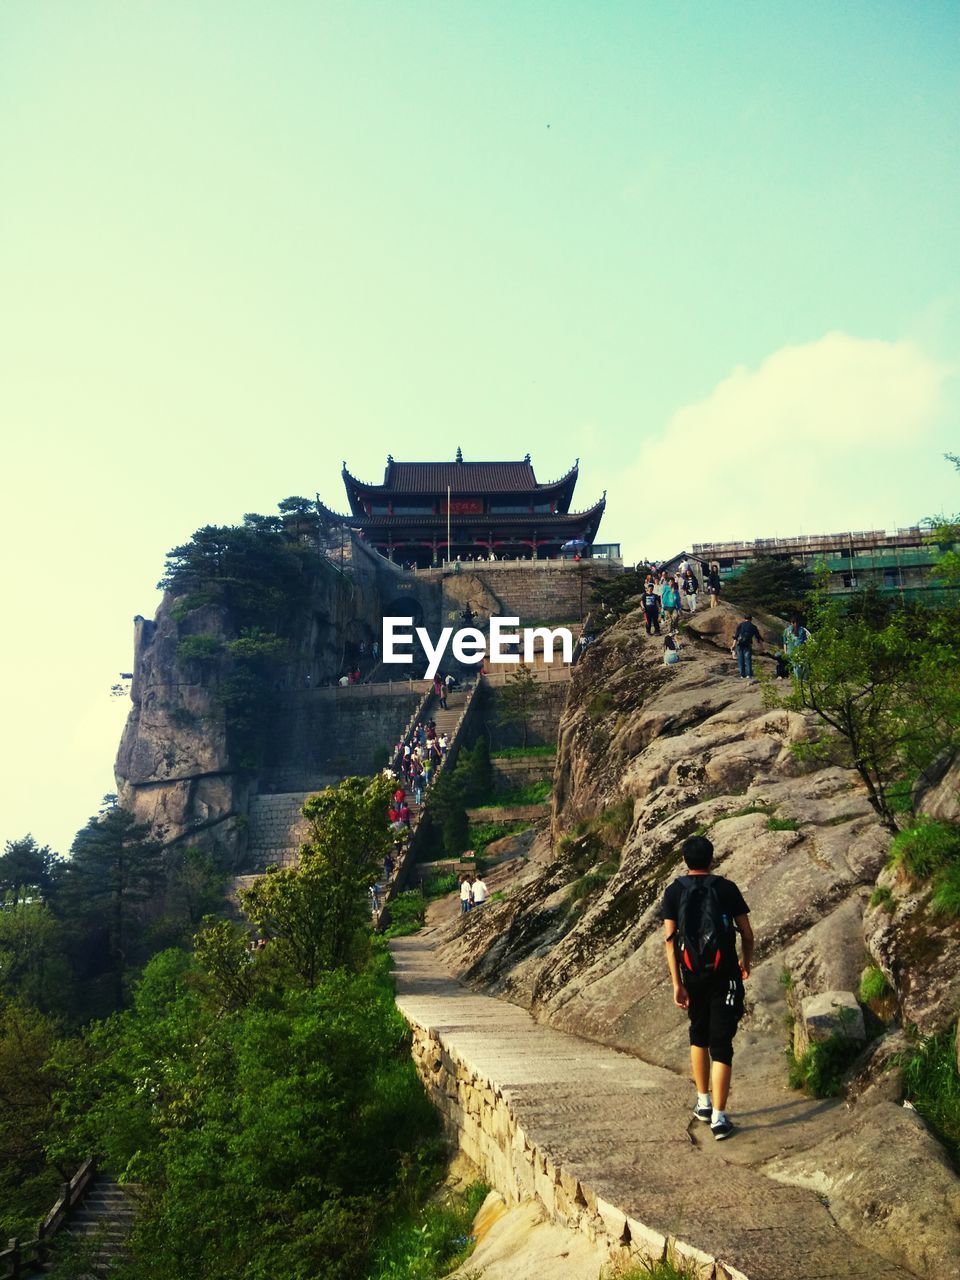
left=341, top=454, right=580, bottom=505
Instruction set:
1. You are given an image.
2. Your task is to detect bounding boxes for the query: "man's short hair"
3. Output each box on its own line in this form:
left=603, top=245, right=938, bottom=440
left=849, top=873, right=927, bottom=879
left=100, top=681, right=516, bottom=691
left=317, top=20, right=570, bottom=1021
left=681, top=835, right=714, bottom=870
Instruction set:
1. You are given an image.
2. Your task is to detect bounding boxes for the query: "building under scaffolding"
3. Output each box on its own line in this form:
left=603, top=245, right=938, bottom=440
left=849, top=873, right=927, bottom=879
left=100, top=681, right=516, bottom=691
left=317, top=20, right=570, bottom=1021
left=692, top=526, right=959, bottom=605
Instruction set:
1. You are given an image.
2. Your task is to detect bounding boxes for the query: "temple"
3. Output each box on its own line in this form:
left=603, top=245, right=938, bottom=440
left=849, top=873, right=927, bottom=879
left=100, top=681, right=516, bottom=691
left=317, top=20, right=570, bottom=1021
left=317, top=449, right=607, bottom=568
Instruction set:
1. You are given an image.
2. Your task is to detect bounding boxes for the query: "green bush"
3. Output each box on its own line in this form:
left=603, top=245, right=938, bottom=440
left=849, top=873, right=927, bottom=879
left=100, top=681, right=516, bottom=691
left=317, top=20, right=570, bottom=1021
left=176, top=634, right=224, bottom=663
left=889, top=820, right=960, bottom=880
left=900, top=1026, right=960, bottom=1164
left=422, top=873, right=459, bottom=900
left=605, top=1252, right=703, bottom=1280
left=767, top=817, right=799, bottom=832
left=383, top=891, right=426, bottom=938
left=490, top=745, right=555, bottom=759
left=568, top=872, right=609, bottom=902
left=859, top=965, right=891, bottom=1004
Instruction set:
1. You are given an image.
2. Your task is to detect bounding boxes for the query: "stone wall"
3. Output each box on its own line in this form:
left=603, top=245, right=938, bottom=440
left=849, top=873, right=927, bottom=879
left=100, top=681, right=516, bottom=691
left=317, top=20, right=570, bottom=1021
left=484, top=682, right=568, bottom=751
left=491, top=755, right=556, bottom=793
left=245, top=793, right=317, bottom=868
left=406, top=1021, right=737, bottom=1279
left=261, top=684, right=425, bottom=788
left=439, top=561, right=622, bottom=628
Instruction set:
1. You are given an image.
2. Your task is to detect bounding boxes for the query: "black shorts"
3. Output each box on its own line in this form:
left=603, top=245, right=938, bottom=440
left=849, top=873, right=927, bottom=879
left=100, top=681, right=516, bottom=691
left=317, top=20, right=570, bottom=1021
left=686, top=975, right=745, bottom=1065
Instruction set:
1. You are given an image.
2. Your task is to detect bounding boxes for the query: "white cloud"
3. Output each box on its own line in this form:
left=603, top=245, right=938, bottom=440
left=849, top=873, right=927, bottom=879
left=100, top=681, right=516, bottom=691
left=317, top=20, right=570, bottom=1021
left=612, top=333, right=952, bottom=559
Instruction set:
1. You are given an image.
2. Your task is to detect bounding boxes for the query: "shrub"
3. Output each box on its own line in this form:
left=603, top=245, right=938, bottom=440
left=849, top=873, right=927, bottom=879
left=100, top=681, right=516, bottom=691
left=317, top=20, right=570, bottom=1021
left=767, top=816, right=799, bottom=832
left=889, top=820, right=960, bottom=880
left=468, top=821, right=531, bottom=854
left=606, top=1252, right=703, bottom=1280
left=176, top=634, right=224, bottom=663
left=422, top=872, right=459, bottom=900
left=568, top=872, right=609, bottom=902
left=490, top=745, right=555, bottom=759
left=477, top=779, right=551, bottom=807
left=383, top=891, right=426, bottom=938
left=900, top=1026, right=960, bottom=1165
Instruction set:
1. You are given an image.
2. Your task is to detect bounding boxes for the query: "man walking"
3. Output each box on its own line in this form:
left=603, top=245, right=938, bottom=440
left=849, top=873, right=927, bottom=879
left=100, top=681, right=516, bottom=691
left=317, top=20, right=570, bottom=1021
left=661, top=835, right=753, bottom=1140
left=732, top=614, right=762, bottom=679
left=642, top=582, right=662, bottom=636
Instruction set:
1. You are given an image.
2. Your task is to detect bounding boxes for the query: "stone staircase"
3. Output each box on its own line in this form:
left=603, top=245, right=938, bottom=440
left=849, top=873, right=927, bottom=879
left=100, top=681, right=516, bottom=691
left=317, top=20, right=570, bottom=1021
left=44, top=1177, right=139, bottom=1275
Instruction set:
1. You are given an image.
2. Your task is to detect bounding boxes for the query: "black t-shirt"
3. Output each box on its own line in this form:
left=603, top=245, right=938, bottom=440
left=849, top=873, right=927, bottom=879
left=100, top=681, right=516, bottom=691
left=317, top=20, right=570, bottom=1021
left=660, top=874, right=750, bottom=976
left=734, top=621, right=761, bottom=650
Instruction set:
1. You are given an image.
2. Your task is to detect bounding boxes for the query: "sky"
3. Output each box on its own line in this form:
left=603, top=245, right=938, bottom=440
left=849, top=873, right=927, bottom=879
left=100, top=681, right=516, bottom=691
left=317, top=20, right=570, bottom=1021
left=1, top=1, right=958, bottom=854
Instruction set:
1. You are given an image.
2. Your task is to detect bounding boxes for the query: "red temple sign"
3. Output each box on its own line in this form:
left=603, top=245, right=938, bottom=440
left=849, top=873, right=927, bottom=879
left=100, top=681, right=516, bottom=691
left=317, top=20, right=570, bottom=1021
left=442, top=498, right=483, bottom=515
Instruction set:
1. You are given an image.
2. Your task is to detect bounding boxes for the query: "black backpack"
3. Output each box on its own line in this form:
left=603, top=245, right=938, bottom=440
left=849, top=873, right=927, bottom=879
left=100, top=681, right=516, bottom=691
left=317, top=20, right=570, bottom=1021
left=674, top=875, right=735, bottom=987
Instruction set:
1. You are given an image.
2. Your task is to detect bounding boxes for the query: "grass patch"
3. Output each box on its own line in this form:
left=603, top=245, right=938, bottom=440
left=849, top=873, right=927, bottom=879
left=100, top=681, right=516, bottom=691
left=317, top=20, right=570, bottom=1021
left=824, top=812, right=861, bottom=826
left=779, top=966, right=794, bottom=991
left=468, top=820, right=532, bottom=854
left=900, top=1026, right=960, bottom=1166
left=859, top=965, right=891, bottom=1004
left=364, top=1180, right=490, bottom=1280
left=490, top=745, right=555, bottom=759
left=422, top=872, right=459, bottom=900
left=930, top=861, right=960, bottom=918
left=788, top=1016, right=863, bottom=1099
left=477, top=779, right=552, bottom=807
left=889, top=820, right=960, bottom=880
left=870, top=884, right=896, bottom=912
left=715, top=804, right=774, bottom=824
left=382, top=891, right=426, bottom=938
left=605, top=1252, right=703, bottom=1280
left=767, top=816, right=799, bottom=832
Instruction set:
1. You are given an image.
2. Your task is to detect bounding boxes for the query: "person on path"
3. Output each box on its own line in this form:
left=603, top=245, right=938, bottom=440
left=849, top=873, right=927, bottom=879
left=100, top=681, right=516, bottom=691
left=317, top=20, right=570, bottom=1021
left=732, top=614, right=763, bottom=679
left=642, top=583, right=661, bottom=636
left=459, top=875, right=473, bottom=915
left=471, top=875, right=488, bottom=906
left=661, top=835, right=753, bottom=1141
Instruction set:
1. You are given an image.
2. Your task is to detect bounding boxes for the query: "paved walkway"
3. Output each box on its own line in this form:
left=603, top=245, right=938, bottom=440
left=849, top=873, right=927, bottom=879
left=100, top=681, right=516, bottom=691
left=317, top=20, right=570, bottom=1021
left=392, top=930, right=915, bottom=1280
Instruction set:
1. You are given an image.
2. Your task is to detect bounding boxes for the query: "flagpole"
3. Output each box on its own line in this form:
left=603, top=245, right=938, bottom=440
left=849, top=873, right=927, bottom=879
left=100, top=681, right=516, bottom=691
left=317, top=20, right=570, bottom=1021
left=447, top=484, right=451, bottom=566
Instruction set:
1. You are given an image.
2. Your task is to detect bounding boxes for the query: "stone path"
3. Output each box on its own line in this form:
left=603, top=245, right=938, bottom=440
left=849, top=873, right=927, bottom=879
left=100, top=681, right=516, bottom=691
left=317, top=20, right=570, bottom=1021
left=392, top=929, right=917, bottom=1280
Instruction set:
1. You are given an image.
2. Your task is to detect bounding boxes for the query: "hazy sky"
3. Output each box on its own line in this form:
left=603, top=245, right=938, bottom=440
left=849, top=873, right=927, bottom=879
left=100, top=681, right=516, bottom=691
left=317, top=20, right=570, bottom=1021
left=1, top=1, right=957, bottom=854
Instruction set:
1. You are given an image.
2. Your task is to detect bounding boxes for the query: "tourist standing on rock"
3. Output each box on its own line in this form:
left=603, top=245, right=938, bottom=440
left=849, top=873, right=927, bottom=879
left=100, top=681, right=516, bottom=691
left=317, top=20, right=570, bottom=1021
left=661, top=577, right=682, bottom=631
left=661, top=835, right=753, bottom=1141
left=782, top=617, right=811, bottom=677
left=683, top=569, right=699, bottom=612
left=707, top=563, right=721, bottom=608
left=471, top=875, right=488, bottom=906
left=642, top=583, right=661, bottom=636
left=732, top=615, right=762, bottom=679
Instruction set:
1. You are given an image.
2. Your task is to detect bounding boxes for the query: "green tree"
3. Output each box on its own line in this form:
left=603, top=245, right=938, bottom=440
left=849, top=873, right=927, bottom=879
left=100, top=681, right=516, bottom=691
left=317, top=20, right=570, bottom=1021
left=723, top=554, right=811, bottom=616
left=774, top=585, right=960, bottom=831
left=240, top=776, right=393, bottom=981
left=0, top=902, right=71, bottom=1014
left=495, top=664, right=543, bottom=749
left=0, top=999, right=64, bottom=1239
left=65, top=808, right=165, bottom=1011
left=923, top=452, right=960, bottom=587
left=0, top=835, right=62, bottom=905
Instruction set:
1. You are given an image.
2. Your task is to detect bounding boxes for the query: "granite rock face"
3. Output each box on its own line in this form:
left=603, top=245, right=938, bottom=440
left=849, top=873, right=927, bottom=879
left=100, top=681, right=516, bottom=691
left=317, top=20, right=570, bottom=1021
left=431, top=601, right=960, bottom=1278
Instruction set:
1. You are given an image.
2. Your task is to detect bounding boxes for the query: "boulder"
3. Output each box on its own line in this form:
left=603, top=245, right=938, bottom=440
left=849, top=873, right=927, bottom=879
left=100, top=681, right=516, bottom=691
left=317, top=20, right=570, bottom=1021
left=914, top=750, right=960, bottom=822
left=794, top=991, right=866, bottom=1059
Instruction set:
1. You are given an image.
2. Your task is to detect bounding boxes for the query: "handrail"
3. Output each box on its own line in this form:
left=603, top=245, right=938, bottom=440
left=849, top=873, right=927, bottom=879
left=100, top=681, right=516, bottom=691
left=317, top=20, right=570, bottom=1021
left=0, top=1157, right=97, bottom=1279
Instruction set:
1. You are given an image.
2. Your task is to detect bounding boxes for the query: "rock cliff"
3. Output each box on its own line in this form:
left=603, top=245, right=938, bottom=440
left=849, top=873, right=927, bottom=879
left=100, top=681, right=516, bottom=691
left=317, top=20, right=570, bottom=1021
left=432, top=601, right=960, bottom=1278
